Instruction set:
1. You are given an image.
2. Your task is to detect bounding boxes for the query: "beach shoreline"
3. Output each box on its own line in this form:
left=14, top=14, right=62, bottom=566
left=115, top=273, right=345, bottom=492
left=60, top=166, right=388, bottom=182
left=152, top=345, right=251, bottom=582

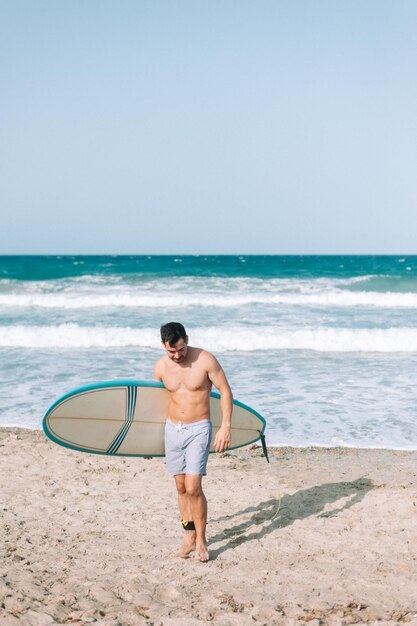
left=4, top=425, right=417, bottom=454
left=1, top=427, right=417, bottom=625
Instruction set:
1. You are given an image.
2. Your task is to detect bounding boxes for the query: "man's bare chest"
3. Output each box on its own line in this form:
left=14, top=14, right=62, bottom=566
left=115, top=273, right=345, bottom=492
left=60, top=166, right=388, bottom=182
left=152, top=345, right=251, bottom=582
left=162, top=368, right=211, bottom=393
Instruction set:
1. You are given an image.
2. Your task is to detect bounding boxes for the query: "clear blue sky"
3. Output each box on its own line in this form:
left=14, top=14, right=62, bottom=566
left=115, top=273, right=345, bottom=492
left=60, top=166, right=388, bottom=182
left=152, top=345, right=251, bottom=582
left=1, top=1, right=417, bottom=254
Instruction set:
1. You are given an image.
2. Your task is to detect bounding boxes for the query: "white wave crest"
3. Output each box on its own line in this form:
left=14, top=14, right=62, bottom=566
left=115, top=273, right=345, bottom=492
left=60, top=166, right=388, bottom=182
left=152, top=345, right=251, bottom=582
left=2, top=289, right=417, bottom=309
left=2, top=324, right=417, bottom=352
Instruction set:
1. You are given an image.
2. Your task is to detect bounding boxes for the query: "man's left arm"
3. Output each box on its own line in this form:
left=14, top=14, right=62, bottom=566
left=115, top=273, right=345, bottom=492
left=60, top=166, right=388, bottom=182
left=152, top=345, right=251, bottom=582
left=207, top=355, right=233, bottom=453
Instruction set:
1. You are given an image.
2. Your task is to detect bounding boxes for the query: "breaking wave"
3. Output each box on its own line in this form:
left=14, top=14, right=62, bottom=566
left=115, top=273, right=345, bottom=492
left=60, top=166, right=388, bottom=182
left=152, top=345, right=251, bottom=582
left=2, top=288, right=417, bottom=309
left=2, top=324, right=417, bottom=352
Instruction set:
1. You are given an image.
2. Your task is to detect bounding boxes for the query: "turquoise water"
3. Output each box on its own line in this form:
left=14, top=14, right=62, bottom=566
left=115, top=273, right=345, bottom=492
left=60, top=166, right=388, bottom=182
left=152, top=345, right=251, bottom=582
left=1, top=255, right=417, bottom=449
left=2, top=254, right=417, bottom=282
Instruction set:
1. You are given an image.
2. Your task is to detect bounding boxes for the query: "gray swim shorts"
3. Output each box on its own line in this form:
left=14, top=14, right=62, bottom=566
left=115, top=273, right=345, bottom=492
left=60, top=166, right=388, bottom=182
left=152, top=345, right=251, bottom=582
left=164, top=418, right=212, bottom=476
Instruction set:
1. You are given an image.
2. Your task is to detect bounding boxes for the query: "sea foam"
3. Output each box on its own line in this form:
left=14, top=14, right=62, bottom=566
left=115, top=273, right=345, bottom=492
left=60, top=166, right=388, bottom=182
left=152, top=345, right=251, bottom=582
left=2, top=324, right=417, bottom=352
left=2, top=288, right=417, bottom=309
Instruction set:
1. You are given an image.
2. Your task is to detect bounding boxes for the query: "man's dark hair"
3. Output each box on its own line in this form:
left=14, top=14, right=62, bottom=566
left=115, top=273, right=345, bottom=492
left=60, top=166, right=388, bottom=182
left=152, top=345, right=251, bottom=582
left=160, top=322, right=187, bottom=346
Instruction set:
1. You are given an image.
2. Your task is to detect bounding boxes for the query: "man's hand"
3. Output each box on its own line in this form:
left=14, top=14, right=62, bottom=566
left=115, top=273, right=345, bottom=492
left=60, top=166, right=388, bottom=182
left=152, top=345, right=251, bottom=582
left=214, top=426, right=231, bottom=453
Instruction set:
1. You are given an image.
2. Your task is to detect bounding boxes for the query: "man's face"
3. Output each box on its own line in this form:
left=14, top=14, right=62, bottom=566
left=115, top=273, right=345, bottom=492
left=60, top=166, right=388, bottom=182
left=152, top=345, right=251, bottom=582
left=163, top=337, right=188, bottom=363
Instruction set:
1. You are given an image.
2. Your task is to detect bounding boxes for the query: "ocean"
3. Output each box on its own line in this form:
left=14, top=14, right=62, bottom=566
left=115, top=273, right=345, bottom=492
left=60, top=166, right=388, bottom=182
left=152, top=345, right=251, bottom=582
left=1, top=255, right=417, bottom=449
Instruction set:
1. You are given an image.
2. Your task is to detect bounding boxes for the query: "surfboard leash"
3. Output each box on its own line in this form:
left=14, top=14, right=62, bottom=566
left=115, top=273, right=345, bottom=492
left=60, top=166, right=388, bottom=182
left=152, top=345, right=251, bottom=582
left=257, top=429, right=283, bottom=522
left=257, top=429, right=270, bottom=463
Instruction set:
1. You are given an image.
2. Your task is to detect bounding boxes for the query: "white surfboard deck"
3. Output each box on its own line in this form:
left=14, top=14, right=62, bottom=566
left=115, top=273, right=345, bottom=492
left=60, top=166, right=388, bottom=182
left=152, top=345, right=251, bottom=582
left=43, top=380, right=266, bottom=457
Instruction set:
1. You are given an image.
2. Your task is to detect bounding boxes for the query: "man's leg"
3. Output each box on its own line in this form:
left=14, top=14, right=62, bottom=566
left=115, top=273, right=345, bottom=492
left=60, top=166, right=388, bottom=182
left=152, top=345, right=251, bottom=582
left=174, top=474, right=196, bottom=557
left=184, top=474, right=209, bottom=562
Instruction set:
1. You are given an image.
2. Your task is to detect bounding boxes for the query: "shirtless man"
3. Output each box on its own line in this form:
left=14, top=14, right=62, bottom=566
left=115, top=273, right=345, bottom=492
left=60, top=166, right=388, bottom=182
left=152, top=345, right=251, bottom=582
left=153, top=322, right=233, bottom=562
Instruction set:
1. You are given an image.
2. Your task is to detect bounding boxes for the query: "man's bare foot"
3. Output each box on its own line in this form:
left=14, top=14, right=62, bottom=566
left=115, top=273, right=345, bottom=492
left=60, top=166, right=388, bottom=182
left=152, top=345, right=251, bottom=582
left=175, top=534, right=196, bottom=558
left=195, top=542, right=209, bottom=562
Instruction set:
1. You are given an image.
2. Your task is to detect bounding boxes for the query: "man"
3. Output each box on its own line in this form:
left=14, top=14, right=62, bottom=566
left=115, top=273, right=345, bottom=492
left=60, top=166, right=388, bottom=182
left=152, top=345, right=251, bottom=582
left=153, top=322, right=233, bottom=562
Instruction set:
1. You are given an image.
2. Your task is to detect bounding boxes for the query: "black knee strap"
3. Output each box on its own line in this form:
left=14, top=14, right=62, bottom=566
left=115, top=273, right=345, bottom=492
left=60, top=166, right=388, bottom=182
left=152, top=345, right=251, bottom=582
left=182, top=519, right=195, bottom=531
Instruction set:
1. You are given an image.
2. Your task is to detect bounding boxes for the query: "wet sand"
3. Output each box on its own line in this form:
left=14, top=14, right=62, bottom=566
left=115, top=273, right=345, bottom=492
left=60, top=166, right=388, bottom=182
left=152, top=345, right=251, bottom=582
left=1, top=427, right=417, bottom=625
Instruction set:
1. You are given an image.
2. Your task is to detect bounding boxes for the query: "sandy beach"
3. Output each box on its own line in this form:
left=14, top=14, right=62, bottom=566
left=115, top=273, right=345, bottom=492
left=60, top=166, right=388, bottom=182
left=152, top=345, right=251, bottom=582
left=1, top=427, right=417, bottom=626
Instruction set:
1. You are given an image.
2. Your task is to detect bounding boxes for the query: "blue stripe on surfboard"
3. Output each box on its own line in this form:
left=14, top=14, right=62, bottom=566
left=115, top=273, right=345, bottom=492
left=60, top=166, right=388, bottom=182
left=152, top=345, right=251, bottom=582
left=108, top=386, right=136, bottom=454
left=106, top=386, right=136, bottom=454
left=106, top=386, right=137, bottom=454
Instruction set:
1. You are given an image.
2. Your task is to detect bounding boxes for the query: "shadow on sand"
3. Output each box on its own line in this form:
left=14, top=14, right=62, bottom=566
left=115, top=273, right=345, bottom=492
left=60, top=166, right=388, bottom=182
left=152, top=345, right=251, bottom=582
left=208, top=478, right=374, bottom=558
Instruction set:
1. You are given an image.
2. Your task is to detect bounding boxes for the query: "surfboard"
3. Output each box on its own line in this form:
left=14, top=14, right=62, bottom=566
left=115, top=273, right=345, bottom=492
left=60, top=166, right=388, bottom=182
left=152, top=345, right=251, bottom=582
left=43, top=380, right=266, bottom=457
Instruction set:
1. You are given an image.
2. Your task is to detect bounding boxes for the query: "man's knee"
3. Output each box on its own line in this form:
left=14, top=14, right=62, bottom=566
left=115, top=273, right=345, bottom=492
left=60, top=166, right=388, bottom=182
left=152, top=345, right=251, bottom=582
left=185, top=477, right=203, bottom=498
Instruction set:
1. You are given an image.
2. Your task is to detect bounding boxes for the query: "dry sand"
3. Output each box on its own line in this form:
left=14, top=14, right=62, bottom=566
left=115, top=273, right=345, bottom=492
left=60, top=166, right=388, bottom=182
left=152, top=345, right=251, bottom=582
left=1, top=427, right=417, bottom=625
